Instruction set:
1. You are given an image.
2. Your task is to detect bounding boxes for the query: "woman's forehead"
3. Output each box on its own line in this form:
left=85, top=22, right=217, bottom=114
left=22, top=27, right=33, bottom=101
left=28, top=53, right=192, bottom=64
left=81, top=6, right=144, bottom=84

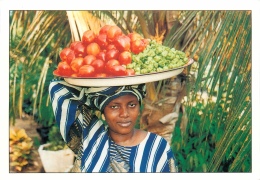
left=108, top=94, right=138, bottom=103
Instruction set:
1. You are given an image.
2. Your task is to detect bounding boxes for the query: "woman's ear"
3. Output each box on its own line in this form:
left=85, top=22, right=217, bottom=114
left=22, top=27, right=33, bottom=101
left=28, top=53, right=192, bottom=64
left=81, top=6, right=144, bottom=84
left=102, top=113, right=106, bottom=120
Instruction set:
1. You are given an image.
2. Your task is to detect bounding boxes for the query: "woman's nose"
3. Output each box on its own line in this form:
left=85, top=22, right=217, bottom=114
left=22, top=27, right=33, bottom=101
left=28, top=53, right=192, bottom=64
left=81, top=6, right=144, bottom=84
left=119, top=106, right=129, bottom=117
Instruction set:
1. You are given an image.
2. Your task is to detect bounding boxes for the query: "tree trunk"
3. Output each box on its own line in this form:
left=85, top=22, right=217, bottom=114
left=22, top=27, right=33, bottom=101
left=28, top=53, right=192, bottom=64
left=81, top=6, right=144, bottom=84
left=140, top=11, right=189, bottom=145
left=140, top=76, right=187, bottom=145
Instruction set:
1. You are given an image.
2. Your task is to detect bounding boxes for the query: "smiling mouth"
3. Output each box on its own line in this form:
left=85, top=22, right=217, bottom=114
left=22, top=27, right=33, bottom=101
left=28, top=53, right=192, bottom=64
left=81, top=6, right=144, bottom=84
left=117, top=121, right=131, bottom=127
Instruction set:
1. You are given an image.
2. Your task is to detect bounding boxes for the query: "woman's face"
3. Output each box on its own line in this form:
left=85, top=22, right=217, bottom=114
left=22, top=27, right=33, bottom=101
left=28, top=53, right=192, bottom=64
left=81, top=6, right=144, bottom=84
left=103, top=94, right=140, bottom=136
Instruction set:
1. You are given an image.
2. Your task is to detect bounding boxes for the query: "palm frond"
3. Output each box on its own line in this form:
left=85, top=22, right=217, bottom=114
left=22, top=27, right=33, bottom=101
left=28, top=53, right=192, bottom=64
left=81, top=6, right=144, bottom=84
left=167, top=10, right=251, bottom=172
left=67, top=11, right=105, bottom=41
left=10, top=10, right=71, bottom=125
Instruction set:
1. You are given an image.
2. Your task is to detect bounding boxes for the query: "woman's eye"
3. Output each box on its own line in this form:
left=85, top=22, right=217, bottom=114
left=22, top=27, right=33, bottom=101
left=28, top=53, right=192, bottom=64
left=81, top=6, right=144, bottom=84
left=129, top=103, right=136, bottom=107
left=111, top=105, right=119, bottom=109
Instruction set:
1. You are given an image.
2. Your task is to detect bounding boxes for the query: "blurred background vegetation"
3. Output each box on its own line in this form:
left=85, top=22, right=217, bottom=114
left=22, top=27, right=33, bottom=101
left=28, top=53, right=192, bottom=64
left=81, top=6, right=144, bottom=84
left=9, top=10, right=251, bottom=172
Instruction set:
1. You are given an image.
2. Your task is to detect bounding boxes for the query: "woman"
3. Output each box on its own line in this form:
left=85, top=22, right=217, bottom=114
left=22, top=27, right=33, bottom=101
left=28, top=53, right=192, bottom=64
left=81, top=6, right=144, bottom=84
left=49, top=79, right=178, bottom=172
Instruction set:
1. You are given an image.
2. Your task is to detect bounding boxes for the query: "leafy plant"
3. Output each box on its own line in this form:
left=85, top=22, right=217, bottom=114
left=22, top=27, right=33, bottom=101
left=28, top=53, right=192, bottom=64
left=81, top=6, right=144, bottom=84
left=9, top=11, right=71, bottom=127
left=43, top=124, right=68, bottom=151
left=171, top=88, right=251, bottom=172
left=9, top=127, right=34, bottom=172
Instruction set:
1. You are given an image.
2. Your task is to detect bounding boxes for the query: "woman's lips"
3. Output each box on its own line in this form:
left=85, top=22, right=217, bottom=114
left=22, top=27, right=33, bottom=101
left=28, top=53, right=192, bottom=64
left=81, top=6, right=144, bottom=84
left=117, top=121, right=131, bottom=127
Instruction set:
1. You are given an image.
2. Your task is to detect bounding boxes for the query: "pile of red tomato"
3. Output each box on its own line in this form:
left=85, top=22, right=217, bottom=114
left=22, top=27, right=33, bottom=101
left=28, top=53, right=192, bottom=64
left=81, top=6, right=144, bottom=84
left=54, top=25, right=149, bottom=78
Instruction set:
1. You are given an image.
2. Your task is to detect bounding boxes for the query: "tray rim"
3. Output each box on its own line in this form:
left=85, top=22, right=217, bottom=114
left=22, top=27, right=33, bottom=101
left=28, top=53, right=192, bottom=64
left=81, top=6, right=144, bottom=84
left=55, top=58, right=194, bottom=87
left=53, top=58, right=194, bottom=80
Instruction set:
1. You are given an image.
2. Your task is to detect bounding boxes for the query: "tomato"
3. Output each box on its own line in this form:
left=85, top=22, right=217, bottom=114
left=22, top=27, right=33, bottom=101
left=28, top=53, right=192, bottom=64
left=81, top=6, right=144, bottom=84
left=142, top=38, right=150, bottom=47
left=57, top=61, right=73, bottom=76
left=71, top=73, right=78, bottom=77
left=70, top=57, right=84, bottom=73
left=114, top=35, right=131, bottom=52
left=106, top=43, right=117, bottom=50
left=99, top=25, right=112, bottom=34
left=107, top=25, right=122, bottom=42
left=95, top=33, right=108, bottom=49
left=95, top=73, right=108, bottom=77
left=105, top=59, right=120, bottom=74
left=125, top=68, right=135, bottom=76
left=127, top=32, right=143, bottom=42
left=66, top=50, right=75, bottom=64
left=82, top=30, right=96, bottom=45
left=78, top=65, right=96, bottom=77
left=86, top=42, right=101, bottom=56
left=118, top=51, right=132, bottom=65
left=83, top=55, right=96, bottom=65
left=74, top=42, right=86, bottom=57
left=105, top=59, right=120, bottom=67
left=96, top=51, right=106, bottom=61
left=109, top=65, right=127, bottom=76
left=53, top=69, right=60, bottom=76
left=70, top=41, right=81, bottom=50
left=105, top=49, right=119, bottom=61
left=59, top=48, right=73, bottom=62
left=131, top=39, right=145, bottom=54
left=91, top=59, right=105, bottom=73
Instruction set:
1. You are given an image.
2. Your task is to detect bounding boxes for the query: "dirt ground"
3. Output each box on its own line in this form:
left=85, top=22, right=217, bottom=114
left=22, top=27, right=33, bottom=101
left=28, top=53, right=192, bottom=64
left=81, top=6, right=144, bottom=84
left=10, top=113, right=45, bottom=173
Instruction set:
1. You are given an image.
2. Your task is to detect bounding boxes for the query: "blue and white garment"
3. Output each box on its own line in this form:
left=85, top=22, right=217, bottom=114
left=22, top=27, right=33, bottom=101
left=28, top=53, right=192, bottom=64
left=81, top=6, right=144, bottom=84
left=49, top=79, right=178, bottom=173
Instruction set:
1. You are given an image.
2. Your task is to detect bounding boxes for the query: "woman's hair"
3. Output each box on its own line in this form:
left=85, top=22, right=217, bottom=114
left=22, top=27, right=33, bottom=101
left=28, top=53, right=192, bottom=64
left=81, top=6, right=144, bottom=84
left=84, top=84, right=146, bottom=111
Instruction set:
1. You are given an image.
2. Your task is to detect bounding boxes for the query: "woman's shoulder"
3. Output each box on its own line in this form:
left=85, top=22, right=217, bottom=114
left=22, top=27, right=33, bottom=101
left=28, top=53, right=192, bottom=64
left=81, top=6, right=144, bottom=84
left=147, top=131, right=165, bottom=139
left=136, top=130, right=167, bottom=142
left=145, top=131, right=171, bottom=147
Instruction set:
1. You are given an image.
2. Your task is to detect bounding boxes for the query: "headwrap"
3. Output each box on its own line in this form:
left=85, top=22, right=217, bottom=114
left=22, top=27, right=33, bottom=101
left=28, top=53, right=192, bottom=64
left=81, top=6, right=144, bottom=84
left=84, top=84, right=146, bottom=111
left=55, top=79, right=146, bottom=112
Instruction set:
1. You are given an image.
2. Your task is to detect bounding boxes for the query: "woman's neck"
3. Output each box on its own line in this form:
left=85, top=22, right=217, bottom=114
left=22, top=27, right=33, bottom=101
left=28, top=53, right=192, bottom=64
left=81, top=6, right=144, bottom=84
left=108, top=128, right=147, bottom=147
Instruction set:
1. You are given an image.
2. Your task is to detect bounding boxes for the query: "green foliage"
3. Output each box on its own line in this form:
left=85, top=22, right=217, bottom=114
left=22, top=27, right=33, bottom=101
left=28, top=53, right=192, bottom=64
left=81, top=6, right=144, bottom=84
left=43, top=124, right=68, bottom=151
left=171, top=98, right=251, bottom=172
left=163, top=10, right=251, bottom=172
left=10, top=11, right=72, bottom=126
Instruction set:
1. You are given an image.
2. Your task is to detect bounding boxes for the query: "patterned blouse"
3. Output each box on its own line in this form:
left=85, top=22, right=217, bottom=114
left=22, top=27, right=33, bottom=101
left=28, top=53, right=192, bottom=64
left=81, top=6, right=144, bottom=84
left=49, top=80, right=178, bottom=173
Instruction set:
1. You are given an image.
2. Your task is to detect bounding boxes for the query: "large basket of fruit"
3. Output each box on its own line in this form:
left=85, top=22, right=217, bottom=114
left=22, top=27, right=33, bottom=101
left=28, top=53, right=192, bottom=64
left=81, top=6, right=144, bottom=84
left=53, top=25, right=194, bottom=87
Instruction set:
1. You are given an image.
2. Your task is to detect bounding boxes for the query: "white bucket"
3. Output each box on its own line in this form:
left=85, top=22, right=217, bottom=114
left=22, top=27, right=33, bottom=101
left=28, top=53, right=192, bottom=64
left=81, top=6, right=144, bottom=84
left=38, top=143, right=75, bottom=172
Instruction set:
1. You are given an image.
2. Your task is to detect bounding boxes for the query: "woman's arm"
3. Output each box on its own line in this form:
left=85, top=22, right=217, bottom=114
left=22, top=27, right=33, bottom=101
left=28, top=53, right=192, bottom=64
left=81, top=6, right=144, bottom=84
left=48, top=79, right=86, bottom=146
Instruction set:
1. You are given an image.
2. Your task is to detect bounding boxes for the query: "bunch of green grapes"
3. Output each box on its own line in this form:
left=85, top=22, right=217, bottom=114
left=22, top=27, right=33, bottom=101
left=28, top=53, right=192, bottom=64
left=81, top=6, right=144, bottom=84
left=127, top=40, right=189, bottom=74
